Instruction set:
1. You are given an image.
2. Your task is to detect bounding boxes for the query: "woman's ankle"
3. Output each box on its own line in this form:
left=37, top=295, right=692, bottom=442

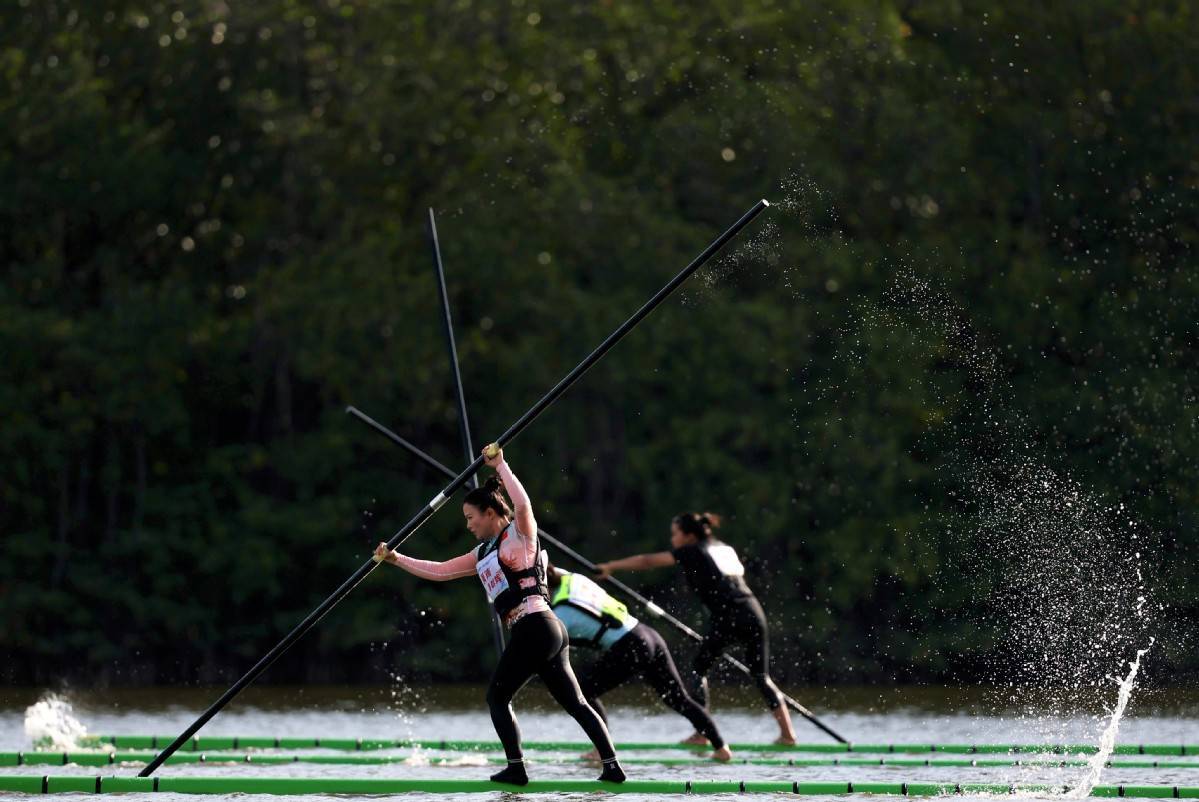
left=490, top=758, right=529, bottom=786
left=598, top=756, right=626, bottom=784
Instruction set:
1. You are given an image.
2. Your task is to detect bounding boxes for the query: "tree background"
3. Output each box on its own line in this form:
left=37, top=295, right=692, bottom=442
left=2, top=1, right=1195, bottom=692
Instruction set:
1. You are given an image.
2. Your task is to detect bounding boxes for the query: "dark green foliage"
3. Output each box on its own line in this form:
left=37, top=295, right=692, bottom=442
left=1, top=0, right=1194, bottom=687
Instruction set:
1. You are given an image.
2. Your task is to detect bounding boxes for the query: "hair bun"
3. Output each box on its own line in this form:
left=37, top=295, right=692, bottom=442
left=482, top=476, right=502, bottom=492
left=701, top=512, right=723, bottom=529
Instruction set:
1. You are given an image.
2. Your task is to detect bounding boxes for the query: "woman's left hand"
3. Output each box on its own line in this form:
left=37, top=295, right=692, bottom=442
left=482, top=443, right=503, bottom=468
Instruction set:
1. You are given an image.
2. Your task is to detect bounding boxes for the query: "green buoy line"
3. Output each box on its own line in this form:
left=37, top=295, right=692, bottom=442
left=2, top=775, right=1199, bottom=796
left=9, top=751, right=1199, bottom=770
left=83, top=735, right=1199, bottom=756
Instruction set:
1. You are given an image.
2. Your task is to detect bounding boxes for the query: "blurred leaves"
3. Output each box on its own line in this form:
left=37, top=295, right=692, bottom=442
left=1, top=0, right=1195, bottom=686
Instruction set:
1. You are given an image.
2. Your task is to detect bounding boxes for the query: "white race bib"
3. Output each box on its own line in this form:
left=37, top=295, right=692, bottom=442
left=709, top=544, right=745, bottom=577
left=476, top=549, right=510, bottom=602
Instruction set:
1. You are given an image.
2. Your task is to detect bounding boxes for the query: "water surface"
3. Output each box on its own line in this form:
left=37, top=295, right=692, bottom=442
left=3, top=685, right=1197, bottom=800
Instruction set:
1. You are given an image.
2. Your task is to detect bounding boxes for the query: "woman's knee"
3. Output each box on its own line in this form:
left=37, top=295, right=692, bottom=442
left=660, top=688, right=693, bottom=715
left=555, top=684, right=600, bottom=720
left=486, top=681, right=513, bottom=711
left=560, top=691, right=591, bottom=716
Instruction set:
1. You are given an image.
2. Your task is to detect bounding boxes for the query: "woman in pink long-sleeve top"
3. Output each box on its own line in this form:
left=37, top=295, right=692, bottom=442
left=375, top=446, right=625, bottom=786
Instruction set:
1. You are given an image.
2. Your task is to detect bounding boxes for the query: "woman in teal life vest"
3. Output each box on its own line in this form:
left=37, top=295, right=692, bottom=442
left=547, top=564, right=732, bottom=761
left=595, top=512, right=797, bottom=745
left=375, top=447, right=625, bottom=785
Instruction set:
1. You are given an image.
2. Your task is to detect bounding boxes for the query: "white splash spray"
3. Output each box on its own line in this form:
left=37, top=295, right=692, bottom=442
left=403, top=753, right=488, bottom=767
left=24, top=694, right=105, bottom=752
left=685, top=171, right=840, bottom=304
left=858, top=269, right=1159, bottom=778
left=1068, top=640, right=1154, bottom=798
left=388, top=669, right=425, bottom=740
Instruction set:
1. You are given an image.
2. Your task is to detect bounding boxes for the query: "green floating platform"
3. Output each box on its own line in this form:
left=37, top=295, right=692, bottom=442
left=2, top=776, right=1199, bottom=796
left=83, top=735, right=1199, bottom=756
left=8, top=751, right=1199, bottom=770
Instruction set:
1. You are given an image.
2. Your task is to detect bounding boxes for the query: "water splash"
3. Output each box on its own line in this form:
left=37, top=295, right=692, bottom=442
left=24, top=693, right=106, bottom=752
left=684, top=171, right=840, bottom=304
left=387, top=669, right=427, bottom=743
left=850, top=269, right=1160, bottom=770
left=687, top=217, right=782, bottom=298
left=403, top=752, right=489, bottom=767
left=1068, top=640, right=1153, bottom=797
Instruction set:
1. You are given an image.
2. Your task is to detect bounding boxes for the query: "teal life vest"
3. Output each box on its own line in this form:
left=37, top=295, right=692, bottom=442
left=550, top=571, right=638, bottom=649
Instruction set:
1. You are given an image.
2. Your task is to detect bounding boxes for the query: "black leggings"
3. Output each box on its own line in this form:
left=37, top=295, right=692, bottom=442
left=486, top=611, right=616, bottom=761
left=578, top=623, right=726, bottom=749
left=690, top=596, right=782, bottom=711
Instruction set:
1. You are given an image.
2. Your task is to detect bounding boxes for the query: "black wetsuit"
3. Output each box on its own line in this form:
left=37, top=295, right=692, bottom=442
left=549, top=571, right=725, bottom=748
left=576, top=622, right=726, bottom=749
left=487, top=611, right=618, bottom=761
left=671, top=539, right=783, bottom=711
left=477, top=528, right=618, bottom=768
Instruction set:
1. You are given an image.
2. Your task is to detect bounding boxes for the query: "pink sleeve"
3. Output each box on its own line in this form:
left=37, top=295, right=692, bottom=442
left=497, top=460, right=537, bottom=543
left=393, top=550, right=477, bottom=581
left=497, top=460, right=530, bottom=511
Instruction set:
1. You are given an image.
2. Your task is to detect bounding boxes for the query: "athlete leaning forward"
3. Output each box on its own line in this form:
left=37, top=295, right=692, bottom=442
left=595, top=512, right=798, bottom=745
left=546, top=563, right=733, bottom=761
left=375, top=446, right=626, bottom=786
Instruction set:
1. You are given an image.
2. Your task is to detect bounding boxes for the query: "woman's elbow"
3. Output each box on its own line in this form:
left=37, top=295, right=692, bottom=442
left=403, top=566, right=454, bottom=582
left=431, top=568, right=474, bottom=582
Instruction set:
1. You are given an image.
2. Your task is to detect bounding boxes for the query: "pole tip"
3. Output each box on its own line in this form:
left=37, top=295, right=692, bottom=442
left=761, top=198, right=771, bottom=207
left=345, top=406, right=355, bottom=414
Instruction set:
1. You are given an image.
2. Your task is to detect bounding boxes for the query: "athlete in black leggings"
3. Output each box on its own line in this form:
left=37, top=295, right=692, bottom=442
left=376, top=446, right=626, bottom=784
left=546, top=565, right=732, bottom=760
left=595, top=512, right=797, bottom=745
left=488, top=609, right=617, bottom=771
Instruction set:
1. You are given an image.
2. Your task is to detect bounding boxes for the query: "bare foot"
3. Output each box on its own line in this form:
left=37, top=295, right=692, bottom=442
left=680, top=732, right=709, bottom=746
left=773, top=734, right=797, bottom=746
left=579, top=749, right=600, bottom=762
left=711, top=746, right=733, bottom=762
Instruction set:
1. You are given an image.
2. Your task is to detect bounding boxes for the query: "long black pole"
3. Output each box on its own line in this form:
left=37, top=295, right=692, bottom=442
left=427, top=207, right=506, bottom=655
left=138, top=199, right=771, bottom=777
left=345, top=405, right=849, bottom=745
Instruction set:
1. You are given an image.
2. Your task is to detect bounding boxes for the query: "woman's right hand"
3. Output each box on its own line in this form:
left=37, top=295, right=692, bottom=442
left=482, top=443, right=503, bottom=468
left=374, top=542, right=396, bottom=564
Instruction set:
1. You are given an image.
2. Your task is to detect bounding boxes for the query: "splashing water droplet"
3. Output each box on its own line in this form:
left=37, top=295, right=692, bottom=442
left=1068, top=639, right=1154, bottom=797
left=24, top=694, right=104, bottom=752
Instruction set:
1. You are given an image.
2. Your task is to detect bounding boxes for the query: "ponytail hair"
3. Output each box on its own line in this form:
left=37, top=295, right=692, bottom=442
left=672, top=511, right=722, bottom=541
left=463, top=477, right=512, bottom=519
